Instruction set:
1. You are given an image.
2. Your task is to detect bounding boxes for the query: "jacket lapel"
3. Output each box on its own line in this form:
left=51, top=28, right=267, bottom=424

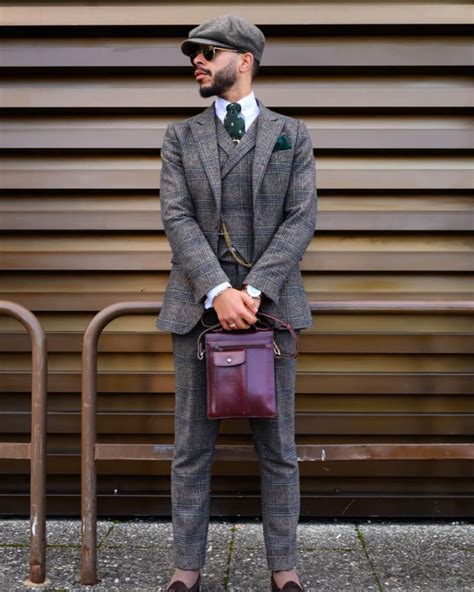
left=252, top=101, right=284, bottom=204
left=190, top=104, right=222, bottom=212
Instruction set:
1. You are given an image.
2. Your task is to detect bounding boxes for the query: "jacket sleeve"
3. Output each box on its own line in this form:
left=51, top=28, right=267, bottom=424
left=242, top=119, right=317, bottom=303
left=160, top=123, right=230, bottom=304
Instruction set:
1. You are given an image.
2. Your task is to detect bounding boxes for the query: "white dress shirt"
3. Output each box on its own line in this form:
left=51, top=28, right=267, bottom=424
left=214, top=90, right=259, bottom=131
left=204, top=92, right=261, bottom=309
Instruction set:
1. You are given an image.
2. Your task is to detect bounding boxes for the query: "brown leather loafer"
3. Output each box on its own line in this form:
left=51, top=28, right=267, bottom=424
left=166, top=573, right=200, bottom=592
left=271, top=573, right=305, bottom=592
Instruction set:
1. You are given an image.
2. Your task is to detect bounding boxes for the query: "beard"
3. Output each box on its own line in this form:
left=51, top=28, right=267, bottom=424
left=198, top=59, right=237, bottom=98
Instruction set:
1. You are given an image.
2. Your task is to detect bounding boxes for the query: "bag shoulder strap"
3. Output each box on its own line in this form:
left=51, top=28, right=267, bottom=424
left=197, top=322, right=221, bottom=360
left=256, top=312, right=299, bottom=359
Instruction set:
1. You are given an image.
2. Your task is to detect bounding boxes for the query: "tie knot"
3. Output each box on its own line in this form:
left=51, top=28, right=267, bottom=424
left=226, top=102, right=241, bottom=114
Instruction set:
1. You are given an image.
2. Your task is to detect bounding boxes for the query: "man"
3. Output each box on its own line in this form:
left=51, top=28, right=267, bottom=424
left=157, top=14, right=317, bottom=592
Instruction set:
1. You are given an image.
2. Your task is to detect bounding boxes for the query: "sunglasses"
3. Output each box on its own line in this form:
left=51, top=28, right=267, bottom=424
left=188, top=44, right=240, bottom=64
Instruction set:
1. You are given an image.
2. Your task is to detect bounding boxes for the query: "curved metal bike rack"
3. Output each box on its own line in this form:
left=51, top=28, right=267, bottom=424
left=81, top=301, right=163, bottom=585
left=0, top=301, right=48, bottom=585
left=80, top=299, right=474, bottom=585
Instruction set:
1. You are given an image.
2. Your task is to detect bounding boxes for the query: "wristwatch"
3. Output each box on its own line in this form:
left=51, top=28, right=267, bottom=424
left=243, top=284, right=261, bottom=298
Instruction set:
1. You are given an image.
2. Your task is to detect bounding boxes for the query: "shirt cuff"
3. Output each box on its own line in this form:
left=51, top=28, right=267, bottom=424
left=204, top=281, right=232, bottom=309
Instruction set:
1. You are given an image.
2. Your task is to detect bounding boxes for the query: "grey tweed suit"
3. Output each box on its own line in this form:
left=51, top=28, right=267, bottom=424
left=157, top=99, right=317, bottom=571
left=157, top=99, right=316, bottom=334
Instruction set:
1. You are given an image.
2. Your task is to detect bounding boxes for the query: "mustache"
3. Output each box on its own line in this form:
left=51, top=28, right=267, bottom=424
left=195, top=68, right=210, bottom=75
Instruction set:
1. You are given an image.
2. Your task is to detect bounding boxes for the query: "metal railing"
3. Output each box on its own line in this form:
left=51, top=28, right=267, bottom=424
left=80, top=299, right=474, bottom=585
left=0, top=301, right=48, bottom=585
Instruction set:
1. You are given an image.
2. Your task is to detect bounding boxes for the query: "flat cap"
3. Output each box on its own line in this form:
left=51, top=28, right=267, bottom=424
left=181, top=15, right=265, bottom=63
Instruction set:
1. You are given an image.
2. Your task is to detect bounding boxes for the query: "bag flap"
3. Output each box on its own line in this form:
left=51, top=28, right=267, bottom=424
left=212, top=350, right=246, bottom=367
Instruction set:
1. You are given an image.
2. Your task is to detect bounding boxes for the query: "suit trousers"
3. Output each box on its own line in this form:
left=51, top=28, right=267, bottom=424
left=170, top=261, right=300, bottom=571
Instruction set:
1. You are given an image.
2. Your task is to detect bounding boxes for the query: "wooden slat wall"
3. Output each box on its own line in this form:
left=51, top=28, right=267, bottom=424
left=0, top=1, right=473, bottom=518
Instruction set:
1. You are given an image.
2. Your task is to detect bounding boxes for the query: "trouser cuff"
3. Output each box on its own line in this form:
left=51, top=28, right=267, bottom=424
left=175, top=553, right=205, bottom=572
left=267, top=554, right=297, bottom=571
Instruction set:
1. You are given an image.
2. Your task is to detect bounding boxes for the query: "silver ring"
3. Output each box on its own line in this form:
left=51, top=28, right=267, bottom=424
left=229, top=322, right=237, bottom=328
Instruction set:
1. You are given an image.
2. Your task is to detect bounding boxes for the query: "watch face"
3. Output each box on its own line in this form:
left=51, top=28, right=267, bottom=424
left=246, top=285, right=261, bottom=298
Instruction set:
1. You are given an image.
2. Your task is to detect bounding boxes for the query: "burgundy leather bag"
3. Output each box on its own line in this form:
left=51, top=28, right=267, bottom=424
left=197, top=313, right=298, bottom=419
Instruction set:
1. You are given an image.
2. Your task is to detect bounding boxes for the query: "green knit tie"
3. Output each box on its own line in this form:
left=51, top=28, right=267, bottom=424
left=224, top=102, right=245, bottom=144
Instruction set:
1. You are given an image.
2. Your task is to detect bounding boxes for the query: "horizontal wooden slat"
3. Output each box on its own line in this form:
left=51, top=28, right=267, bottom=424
left=3, top=294, right=474, bottom=313
left=323, top=211, right=474, bottom=230
left=0, top=169, right=156, bottom=190
left=1, top=168, right=472, bottom=191
left=1, top=114, right=470, bottom=133
left=1, top=196, right=472, bottom=232
left=1, top=209, right=473, bottom=234
left=4, top=453, right=473, bottom=477
left=3, top=294, right=473, bottom=313
left=1, top=82, right=471, bottom=110
left=3, top=391, right=474, bottom=413
left=1, top=251, right=473, bottom=271
left=1, top=371, right=472, bottom=394
left=1, top=113, right=470, bottom=128
left=1, top=491, right=472, bottom=519
left=0, top=211, right=164, bottom=231
left=2, top=285, right=474, bottom=310
left=4, top=473, right=474, bottom=493
left=3, top=352, right=473, bottom=373
left=1, top=332, right=473, bottom=355
left=1, top=411, right=473, bottom=435
left=2, top=273, right=472, bottom=295
left=1, top=235, right=472, bottom=271
left=1, top=37, right=472, bottom=70
left=2, top=127, right=473, bottom=151
left=1, top=311, right=472, bottom=333
left=0, top=3, right=471, bottom=27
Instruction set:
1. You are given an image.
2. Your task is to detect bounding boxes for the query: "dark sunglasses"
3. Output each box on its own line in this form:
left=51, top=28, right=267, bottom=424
left=188, top=44, right=240, bottom=64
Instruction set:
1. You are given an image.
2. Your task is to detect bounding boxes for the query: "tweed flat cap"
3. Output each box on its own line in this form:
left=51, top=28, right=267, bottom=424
left=181, top=15, right=265, bottom=63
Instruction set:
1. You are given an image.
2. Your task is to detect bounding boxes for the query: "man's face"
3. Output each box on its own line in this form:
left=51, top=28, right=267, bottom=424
left=192, top=48, right=239, bottom=98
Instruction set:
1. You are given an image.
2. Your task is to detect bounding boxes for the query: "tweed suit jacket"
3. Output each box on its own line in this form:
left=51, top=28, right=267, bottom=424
left=156, top=99, right=317, bottom=335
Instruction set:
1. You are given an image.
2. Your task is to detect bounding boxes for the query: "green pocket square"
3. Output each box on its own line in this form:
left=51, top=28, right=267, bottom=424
left=272, top=134, right=292, bottom=152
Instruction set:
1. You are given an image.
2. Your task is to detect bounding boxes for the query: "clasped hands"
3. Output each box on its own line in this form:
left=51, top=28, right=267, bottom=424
left=213, top=287, right=261, bottom=331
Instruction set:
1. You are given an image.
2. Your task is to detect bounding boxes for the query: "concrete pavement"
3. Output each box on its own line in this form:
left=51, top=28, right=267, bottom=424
left=0, top=518, right=473, bottom=591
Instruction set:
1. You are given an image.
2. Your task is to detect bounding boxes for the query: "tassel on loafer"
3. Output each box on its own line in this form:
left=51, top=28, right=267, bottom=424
left=166, top=574, right=200, bottom=592
left=271, top=573, right=305, bottom=592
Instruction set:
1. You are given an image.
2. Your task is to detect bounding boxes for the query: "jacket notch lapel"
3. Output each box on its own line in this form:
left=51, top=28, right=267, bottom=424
left=252, top=102, right=284, bottom=203
left=190, top=105, right=222, bottom=211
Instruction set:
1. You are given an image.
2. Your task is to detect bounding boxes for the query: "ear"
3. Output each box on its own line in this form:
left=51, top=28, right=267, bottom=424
left=238, top=52, right=254, bottom=75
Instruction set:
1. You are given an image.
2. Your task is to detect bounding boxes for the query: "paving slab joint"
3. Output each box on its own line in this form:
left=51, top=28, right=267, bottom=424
left=355, top=524, right=384, bottom=592
left=97, top=521, right=116, bottom=549
left=223, top=524, right=237, bottom=590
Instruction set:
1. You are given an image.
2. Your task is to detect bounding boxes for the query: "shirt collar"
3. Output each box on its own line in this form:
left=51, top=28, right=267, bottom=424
left=215, top=91, right=259, bottom=127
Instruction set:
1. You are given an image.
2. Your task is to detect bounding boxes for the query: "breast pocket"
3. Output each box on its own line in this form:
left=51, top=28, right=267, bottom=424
left=268, top=148, right=293, bottom=166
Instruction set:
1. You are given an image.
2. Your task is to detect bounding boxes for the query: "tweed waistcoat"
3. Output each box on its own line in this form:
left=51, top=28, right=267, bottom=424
left=215, top=115, right=258, bottom=264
